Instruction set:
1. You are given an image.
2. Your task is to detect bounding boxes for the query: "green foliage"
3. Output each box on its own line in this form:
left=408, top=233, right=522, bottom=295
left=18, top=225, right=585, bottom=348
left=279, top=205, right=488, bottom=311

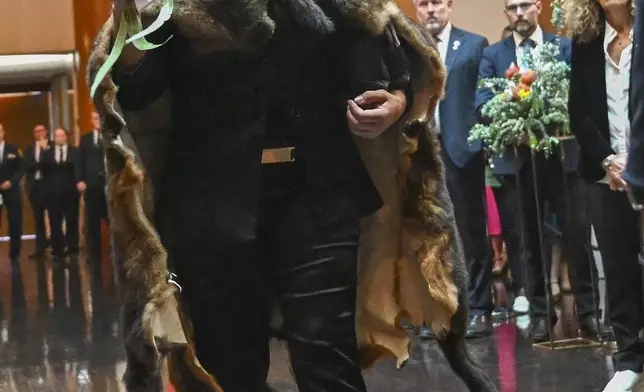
left=469, top=41, right=571, bottom=158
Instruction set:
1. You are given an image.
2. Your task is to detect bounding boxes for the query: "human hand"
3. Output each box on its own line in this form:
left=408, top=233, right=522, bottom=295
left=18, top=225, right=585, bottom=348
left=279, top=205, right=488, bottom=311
left=607, top=153, right=628, bottom=191
left=0, top=181, right=11, bottom=191
left=38, top=138, right=49, bottom=150
left=347, top=89, right=406, bottom=139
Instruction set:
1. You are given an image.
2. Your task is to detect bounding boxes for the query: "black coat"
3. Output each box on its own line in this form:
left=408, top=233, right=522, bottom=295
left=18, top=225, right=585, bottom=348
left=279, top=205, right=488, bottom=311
left=23, top=140, right=49, bottom=193
left=0, top=143, right=24, bottom=198
left=41, top=145, right=82, bottom=197
left=79, top=131, right=106, bottom=190
left=112, top=9, right=412, bottom=243
left=569, top=31, right=615, bottom=183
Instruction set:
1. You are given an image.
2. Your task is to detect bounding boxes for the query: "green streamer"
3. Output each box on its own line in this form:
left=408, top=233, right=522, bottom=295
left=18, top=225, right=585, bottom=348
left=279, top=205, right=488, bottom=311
left=90, top=0, right=174, bottom=101
left=90, top=15, right=129, bottom=100
left=126, top=0, right=174, bottom=45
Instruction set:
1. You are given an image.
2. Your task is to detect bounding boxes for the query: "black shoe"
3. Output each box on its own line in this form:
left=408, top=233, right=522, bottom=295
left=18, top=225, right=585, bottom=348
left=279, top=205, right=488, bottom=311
left=532, top=318, right=551, bottom=342
left=466, top=314, right=492, bottom=338
left=579, top=315, right=613, bottom=339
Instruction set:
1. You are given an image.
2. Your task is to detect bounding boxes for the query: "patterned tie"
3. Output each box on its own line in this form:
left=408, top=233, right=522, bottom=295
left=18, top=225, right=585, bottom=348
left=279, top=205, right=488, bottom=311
left=518, top=38, right=536, bottom=69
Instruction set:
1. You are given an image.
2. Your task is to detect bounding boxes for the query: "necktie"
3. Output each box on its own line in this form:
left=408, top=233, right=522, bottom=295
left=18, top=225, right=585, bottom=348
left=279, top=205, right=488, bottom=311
left=58, top=146, right=63, bottom=163
left=518, top=39, right=536, bottom=69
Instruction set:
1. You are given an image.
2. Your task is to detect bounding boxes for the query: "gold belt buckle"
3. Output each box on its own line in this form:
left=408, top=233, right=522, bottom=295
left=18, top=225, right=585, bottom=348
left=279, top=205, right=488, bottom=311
left=261, top=146, right=296, bottom=164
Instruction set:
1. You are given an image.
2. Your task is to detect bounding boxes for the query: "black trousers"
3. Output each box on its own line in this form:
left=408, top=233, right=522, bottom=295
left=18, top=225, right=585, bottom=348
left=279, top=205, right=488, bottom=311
left=168, top=166, right=365, bottom=392
left=0, top=191, right=22, bottom=260
left=48, top=193, right=80, bottom=257
left=442, top=149, right=492, bottom=316
left=28, top=181, right=47, bottom=253
left=589, top=184, right=644, bottom=372
left=493, top=152, right=596, bottom=318
left=84, top=188, right=108, bottom=262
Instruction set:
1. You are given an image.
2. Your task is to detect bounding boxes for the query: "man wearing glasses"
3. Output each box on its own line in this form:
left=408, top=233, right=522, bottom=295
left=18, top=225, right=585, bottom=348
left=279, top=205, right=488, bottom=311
left=475, top=0, right=603, bottom=342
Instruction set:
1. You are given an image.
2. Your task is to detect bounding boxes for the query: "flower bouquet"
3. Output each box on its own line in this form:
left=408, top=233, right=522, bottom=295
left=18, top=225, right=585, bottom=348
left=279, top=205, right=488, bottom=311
left=468, top=41, right=571, bottom=157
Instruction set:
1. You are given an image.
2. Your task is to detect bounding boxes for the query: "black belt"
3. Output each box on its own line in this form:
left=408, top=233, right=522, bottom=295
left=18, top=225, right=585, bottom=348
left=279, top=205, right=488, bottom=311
left=261, top=146, right=296, bottom=164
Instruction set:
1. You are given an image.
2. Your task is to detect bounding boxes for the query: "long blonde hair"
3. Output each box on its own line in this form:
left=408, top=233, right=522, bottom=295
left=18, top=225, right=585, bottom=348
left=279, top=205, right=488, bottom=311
left=559, top=0, right=636, bottom=42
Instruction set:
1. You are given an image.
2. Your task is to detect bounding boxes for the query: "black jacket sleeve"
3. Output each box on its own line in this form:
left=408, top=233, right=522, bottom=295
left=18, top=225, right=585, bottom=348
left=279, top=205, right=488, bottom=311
left=568, top=40, right=614, bottom=170
left=349, top=24, right=412, bottom=112
left=111, top=22, right=175, bottom=111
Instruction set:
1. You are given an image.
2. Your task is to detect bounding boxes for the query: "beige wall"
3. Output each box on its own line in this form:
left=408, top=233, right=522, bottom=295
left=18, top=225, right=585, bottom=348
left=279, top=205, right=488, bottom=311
left=0, top=0, right=76, bottom=55
left=397, top=0, right=510, bottom=44
left=451, top=0, right=509, bottom=43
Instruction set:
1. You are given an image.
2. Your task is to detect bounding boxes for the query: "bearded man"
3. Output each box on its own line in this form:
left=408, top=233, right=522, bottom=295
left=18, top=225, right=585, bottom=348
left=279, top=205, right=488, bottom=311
left=88, top=0, right=497, bottom=391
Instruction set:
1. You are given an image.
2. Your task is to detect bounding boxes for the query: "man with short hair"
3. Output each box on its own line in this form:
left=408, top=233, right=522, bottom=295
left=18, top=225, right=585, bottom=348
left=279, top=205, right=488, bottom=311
left=0, top=122, right=24, bottom=263
left=80, top=111, right=108, bottom=265
left=41, top=128, right=84, bottom=261
left=476, top=0, right=601, bottom=341
left=24, top=124, right=50, bottom=259
left=414, top=0, right=492, bottom=338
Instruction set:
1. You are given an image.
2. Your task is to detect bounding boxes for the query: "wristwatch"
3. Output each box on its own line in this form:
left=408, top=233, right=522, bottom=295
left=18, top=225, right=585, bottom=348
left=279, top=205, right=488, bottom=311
left=602, top=154, right=616, bottom=171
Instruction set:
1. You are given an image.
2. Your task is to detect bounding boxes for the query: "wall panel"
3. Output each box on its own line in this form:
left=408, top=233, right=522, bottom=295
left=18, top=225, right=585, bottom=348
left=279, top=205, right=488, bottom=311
left=0, top=0, right=75, bottom=55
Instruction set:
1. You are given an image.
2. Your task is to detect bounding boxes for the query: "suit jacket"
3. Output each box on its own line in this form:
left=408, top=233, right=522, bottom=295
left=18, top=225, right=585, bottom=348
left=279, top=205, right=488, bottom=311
left=625, top=0, right=644, bottom=188
left=79, top=131, right=106, bottom=190
left=476, top=31, right=578, bottom=175
left=41, top=145, right=82, bottom=197
left=438, top=26, right=488, bottom=168
left=23, top=140, right=50, bottom=193
left=569, top=30, right=617, bottom=183
left=0, top=143, right=24, bottom=198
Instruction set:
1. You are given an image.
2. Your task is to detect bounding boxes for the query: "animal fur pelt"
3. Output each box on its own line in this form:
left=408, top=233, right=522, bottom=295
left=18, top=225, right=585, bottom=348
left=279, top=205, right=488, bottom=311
left=88, top=0, right=496, bottom=391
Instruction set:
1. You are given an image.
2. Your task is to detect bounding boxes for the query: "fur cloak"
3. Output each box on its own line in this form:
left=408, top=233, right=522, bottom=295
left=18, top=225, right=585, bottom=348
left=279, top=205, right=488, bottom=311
left=88, top=0, right=469, bottom=390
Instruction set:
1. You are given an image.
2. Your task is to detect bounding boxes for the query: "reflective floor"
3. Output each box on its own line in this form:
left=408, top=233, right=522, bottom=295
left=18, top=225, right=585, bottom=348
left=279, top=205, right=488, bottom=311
left=0, top=241, right=622, bottom=391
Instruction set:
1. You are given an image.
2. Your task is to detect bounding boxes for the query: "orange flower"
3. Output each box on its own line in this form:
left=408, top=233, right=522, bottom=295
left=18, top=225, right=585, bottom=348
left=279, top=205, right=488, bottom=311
left=505, top=64, right=521, bottom=79
left=520, top=70, right=537, bottom=86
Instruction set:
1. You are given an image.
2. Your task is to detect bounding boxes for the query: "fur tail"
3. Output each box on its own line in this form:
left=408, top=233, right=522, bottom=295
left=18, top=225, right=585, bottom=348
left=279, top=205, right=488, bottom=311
left=438, top=301, right=498, bottom=392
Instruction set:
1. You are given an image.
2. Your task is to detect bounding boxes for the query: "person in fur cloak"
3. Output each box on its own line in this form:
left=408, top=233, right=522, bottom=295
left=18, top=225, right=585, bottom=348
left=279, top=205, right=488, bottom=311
left=88, top=0, right=497, bottom=391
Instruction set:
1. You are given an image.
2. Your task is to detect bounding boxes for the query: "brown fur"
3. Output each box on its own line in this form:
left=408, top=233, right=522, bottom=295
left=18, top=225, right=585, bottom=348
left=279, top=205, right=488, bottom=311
left=88, top=1, right=463, bottom=390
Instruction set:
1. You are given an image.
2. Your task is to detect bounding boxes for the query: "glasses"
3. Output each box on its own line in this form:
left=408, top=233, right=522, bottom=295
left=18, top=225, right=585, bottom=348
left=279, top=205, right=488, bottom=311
left=505, top=2, right=536, bottom=13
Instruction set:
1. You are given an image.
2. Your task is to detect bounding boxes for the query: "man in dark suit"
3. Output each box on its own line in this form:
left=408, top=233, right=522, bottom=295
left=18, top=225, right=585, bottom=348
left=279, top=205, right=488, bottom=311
left=80, top=112, right=107, bottom=265
left=0, top=123, right=24, bottom=262
left=414, top=0, right=492, bottom=337
left=41, top=128, right=84, bottom=261
left=625, top=0, right=644, bottom=205
left=23, top=125, right=50, bottom=259
left=476, top=0, right=600, bottom=340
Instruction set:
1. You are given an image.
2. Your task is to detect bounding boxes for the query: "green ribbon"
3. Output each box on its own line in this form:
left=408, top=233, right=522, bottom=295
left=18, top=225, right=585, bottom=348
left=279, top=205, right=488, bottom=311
left=90, top=0, right=174, bottom=100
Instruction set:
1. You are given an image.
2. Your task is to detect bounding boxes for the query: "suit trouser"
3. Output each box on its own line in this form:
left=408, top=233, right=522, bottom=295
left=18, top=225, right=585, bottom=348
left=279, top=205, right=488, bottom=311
left=589, top=184, right=644, bottom=372
left=0, top=191, right=22, bottom=260
left=492, top=153, right=596, bottom=319
left=48, top=193, right=80, bottom=257
left=441, top=149, right=492, bottom=315
left=28, top=181, right=47, bottom=253
left=84, top=187, right=108, bottom=262
left=167, top=173, right=365, bottom=392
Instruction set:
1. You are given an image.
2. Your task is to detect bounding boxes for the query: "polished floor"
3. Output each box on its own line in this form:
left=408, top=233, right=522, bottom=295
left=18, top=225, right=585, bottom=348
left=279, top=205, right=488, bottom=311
left=0, top=240, right=625, bottom=391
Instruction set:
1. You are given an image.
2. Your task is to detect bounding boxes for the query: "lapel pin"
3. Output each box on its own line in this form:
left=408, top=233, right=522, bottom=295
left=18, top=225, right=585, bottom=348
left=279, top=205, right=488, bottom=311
left=453, top=40, right=461, bottom=50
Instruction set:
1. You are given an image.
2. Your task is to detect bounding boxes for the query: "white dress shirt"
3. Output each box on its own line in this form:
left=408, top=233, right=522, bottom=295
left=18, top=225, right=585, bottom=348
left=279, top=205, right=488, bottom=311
left=93, top=129, right=100, bottom=146
left=34, top=141, right=42, bottom=179
left=432, top=22, right=452, bottom=135
left=600, top=21, right=633, bottom=183
left=513, top=26, right=544, bottom=70
left=55, top=144, right=68, bottom=163
left=0, top=141, right=5, bottom=164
